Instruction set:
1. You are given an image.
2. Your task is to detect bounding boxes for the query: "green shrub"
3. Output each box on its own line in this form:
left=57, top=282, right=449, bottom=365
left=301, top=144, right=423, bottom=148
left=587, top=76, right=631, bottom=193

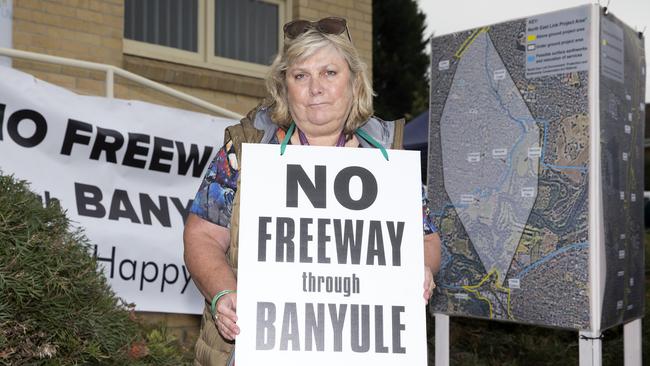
left=0, top=174, right=189, bottom=365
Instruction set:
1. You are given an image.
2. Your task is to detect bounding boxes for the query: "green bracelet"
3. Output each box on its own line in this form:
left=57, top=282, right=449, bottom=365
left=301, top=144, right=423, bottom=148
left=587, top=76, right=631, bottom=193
left=210, top=289, right=236, bottom=316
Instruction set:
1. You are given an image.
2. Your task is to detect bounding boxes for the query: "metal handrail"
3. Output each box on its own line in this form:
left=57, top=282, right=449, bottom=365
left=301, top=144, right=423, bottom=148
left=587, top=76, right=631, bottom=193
left=0, top=47, right=244, bottom=120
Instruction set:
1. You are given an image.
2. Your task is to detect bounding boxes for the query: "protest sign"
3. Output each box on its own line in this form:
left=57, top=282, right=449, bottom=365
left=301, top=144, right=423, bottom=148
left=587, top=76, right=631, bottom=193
left=236, top=143, right=427, bottom=365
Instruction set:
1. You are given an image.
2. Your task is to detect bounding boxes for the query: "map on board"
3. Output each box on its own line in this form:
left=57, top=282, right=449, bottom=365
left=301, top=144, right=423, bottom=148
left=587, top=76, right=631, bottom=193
left=427, top=5, right=644, bottom=330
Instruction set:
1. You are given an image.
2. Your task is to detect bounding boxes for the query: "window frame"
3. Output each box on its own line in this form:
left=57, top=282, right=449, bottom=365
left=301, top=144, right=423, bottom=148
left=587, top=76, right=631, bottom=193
left=123, top=0, right=290, bottom=79
left=123, top=0, right=206, bottom=66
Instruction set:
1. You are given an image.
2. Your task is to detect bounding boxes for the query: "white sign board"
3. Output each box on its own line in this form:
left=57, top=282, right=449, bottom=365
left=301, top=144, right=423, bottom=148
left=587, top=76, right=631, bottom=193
left=236, top=143, right=427, bottom=365
left=0, top=66, right=237, bottom=313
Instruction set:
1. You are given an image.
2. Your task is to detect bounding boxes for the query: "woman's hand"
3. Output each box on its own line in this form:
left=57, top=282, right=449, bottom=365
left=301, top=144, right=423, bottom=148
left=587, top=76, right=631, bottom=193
left=423, top=233, right=441, bottom=303
left=423, top=265, right=436, bottom=303
left=214, top=292, right=239, bottom=341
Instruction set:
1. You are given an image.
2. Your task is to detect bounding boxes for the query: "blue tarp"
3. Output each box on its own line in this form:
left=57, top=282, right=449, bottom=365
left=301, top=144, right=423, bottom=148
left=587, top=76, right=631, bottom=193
left=403, top=109, right=429, bottom=150
left=403, top=110, right=429, bottom=182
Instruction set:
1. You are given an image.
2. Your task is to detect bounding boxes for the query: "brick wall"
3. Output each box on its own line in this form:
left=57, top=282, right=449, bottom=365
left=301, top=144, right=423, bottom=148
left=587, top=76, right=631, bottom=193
left=14, top=0, right=123, bottom=64
left=11, top=0, right=264, bottom=116
left=11, top=0, right=373, bottom=113
left=12, top=0, right=124, bottom=96
left=10, top=0, right=373, bottom=350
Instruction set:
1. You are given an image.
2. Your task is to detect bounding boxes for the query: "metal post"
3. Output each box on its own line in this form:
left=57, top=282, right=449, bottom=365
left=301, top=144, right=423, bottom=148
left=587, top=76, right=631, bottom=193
left=0, top=0, right=12, bottom=67
left=578, top=330, right=602, bottom=366
left=435, top=313, right=449, bottom=366
left=105, top=68, right=114, bottom=98
left=0, top=47, right=243, bottom=119
left=624, top=319, right=642, bottom=366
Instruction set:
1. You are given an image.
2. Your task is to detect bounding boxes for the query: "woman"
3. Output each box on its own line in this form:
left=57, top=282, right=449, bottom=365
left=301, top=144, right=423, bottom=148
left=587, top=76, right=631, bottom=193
left=184, top=17, right=441, bottom=366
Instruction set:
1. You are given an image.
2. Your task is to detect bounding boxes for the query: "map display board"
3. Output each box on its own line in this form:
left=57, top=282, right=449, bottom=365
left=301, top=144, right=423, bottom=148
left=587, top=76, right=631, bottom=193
left=427, top=4, right=645, bottom=330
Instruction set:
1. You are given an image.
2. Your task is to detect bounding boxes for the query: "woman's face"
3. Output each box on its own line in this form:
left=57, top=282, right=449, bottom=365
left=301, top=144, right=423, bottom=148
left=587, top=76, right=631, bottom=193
left=285, top=45, right=353, bottom=137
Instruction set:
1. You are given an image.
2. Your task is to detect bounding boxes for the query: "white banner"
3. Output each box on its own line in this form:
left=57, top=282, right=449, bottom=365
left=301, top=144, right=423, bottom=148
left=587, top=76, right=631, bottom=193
left=0, top=66, right=237, bottom=314
left=236, top=144, right=427, bottom=365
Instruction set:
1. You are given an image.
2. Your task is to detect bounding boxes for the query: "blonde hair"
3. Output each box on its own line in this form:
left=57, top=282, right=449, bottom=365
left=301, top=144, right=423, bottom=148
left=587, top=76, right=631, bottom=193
left=265, top=28, right=374, bottom=135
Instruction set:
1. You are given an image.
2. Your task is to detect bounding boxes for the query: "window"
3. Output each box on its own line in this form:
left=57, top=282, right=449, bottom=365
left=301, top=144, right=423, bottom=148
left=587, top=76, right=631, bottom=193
left=124, top=0, right=289, bottom=78
left=125, top=0, right=199, bottom=52
left=213, top=0, right=279, bottom=65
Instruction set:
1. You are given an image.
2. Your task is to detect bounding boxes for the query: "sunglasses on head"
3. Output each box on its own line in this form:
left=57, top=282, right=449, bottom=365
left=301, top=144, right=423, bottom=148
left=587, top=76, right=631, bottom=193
left=283, top=17, right=352, bottom=41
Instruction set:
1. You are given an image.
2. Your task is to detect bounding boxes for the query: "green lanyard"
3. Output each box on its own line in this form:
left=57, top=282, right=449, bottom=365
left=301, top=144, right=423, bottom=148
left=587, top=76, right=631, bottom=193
left=280, top=121, right=389, bottom=161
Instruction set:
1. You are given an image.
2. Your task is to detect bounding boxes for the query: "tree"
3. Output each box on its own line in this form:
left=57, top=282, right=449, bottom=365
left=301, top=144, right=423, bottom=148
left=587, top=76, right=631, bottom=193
left=372, top=0, right=430, bottom=121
